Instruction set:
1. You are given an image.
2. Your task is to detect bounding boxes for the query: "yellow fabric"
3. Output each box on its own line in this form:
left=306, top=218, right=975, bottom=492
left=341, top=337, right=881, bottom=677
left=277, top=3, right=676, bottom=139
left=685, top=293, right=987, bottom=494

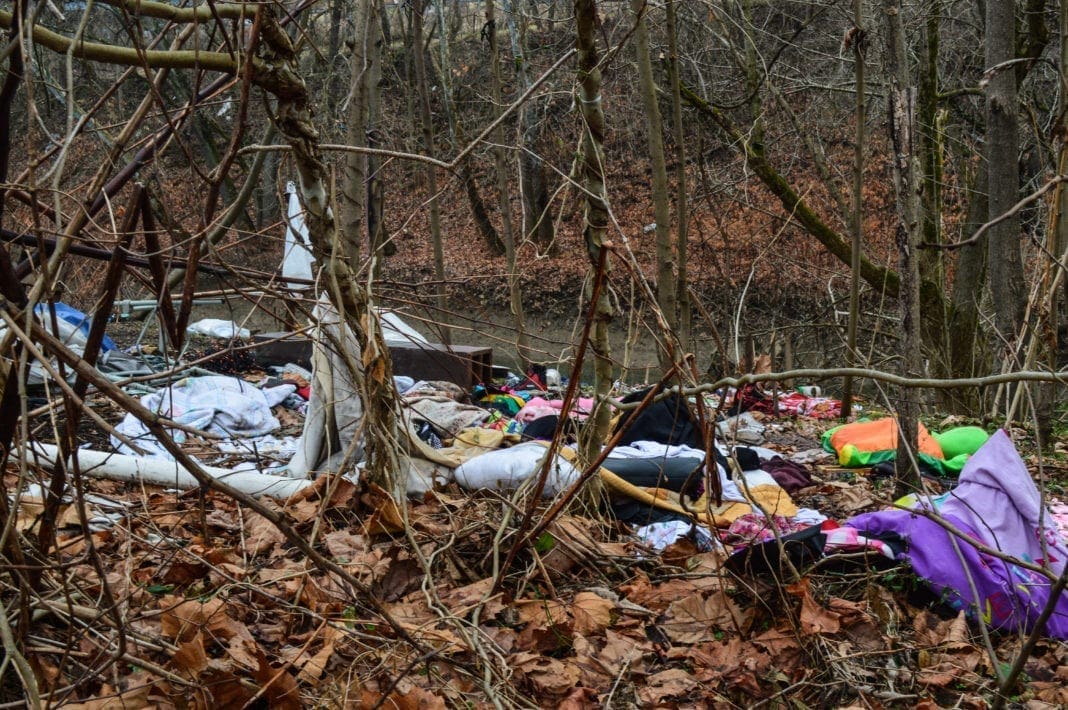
left=532, top=442, right=797, bottom=528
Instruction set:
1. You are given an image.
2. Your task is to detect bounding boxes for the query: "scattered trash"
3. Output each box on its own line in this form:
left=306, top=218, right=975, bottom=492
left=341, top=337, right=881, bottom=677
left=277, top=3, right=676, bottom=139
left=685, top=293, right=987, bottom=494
left=186, top=318, right=251, bottom=340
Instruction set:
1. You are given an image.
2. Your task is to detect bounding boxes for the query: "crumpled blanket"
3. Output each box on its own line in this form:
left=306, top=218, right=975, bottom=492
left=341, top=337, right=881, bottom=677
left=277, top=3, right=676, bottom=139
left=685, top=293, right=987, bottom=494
left=404, top=396, right=490, bottom=438
left=848, top=430, right=1068, bottom=639
left=112, top=376, right=292, bottom=459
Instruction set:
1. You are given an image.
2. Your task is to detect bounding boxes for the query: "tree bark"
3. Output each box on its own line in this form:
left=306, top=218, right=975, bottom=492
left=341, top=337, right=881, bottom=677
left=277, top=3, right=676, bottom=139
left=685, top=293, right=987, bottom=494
left=508, top=0, right=555, bottom=250
left=664, top=0, right=690, bottom=347
left=946, top=161, right=989, bottom=412
left=486, top=0, right=531, bottom=365
left=338, top=0, right=376, bottom=266
left=884, top=0, right=923, bottom=495
left=631, top=0, right=677, bottom=367
left=841, top=0, right=865, bottom=421
left=410, top=0, right=451, bottom=343
left=985, top=0, right=1026, bottom=358
left=575, top=0, right=612, bottom=464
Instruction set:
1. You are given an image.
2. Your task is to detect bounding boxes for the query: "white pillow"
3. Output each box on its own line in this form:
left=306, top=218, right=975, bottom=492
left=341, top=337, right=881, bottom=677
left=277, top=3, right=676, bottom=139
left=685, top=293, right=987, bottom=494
left=454, top=442, right=579, bottom=496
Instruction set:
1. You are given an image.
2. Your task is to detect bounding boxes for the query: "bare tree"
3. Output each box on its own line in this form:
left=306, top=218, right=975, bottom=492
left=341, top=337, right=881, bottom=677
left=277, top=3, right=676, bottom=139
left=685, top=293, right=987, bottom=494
left=883, top=0, right=923, bottom=494
left=631, top=0, right=678, bottom=369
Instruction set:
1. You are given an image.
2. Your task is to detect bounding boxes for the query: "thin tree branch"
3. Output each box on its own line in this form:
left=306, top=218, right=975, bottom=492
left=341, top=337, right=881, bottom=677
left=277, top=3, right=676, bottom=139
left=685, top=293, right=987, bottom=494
left=922, top=175, right=1068, bottom=250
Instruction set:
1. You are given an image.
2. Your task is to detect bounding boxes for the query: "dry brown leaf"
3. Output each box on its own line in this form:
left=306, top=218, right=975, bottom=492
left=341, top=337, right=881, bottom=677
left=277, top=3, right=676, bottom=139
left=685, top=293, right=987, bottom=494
left=753, top=627, right=802, bottom=659
left=61, top=673, right=156, bottom=709
left=637, top=668, right=698, bottom=706
left=836, top=484, right=875, bottom=512
left=571, top=591, right=614, bottom=635
left=171, top=633, right=209, bottom=676
left=371, top=556, right=423, bottom=602
left=243, top=511, right=286, bottom=555
left=557, top=686, right=600, bottom=709
left=438, top=577, right=494, bottom=613
left=360, top=482, right=407, bottom=534
left=296, top=627, right=338, bottom=685
left=511, top=652, right=581, bottom=696
left=252, top=644, right=303, bottom=710
left=1032, top=682, right=1068, bottom=705
left=661, top=593, right=743, bottom=644
left=788, top=578, right=841, bottom=635
left=942, top=610, right=972, bottom=649
left=515, top=598, right=569, bottom=630
left=323, top=529, right=370, bottom=561
left=359, top=684, right=447, bottom=710
left=159, top=595, right=260, bottom=672
left=602, top=627, right=649, bottom=679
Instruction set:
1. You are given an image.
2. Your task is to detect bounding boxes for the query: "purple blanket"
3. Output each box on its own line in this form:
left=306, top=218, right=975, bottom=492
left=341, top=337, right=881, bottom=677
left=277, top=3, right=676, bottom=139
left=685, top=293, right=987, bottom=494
left=848, top=430, right=1068, bottom=638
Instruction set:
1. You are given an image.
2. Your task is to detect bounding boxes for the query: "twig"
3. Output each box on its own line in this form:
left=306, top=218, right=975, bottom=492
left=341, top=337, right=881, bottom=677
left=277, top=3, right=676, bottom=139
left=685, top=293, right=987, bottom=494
left=992, top=564, right=1068, bottom=709
left=921, top=175, right=1068, bottom=250
left=0, top=596, right=41, bottom=710
left=610, top=366, right=1068, bottom=409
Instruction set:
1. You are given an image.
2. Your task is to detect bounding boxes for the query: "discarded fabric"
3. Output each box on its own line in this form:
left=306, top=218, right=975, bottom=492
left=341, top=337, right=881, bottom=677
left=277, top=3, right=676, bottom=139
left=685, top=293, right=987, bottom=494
left=112, top=376, right=287, bottom=459
left=848, top=430, right=1068, bottom=639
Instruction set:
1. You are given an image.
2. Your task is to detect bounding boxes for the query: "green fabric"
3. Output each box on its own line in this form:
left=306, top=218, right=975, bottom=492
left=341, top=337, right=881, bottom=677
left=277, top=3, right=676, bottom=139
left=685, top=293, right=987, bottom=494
left=932, top=426, right=989, bottom=460
left=823, top=422, right=979, bottom=477
left=821, top=424, right=845, bottom=453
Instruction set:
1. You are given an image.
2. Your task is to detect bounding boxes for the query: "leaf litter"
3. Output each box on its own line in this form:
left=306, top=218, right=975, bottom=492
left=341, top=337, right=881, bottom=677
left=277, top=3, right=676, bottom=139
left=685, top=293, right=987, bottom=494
left=9, top=415, right=1067, bottom=708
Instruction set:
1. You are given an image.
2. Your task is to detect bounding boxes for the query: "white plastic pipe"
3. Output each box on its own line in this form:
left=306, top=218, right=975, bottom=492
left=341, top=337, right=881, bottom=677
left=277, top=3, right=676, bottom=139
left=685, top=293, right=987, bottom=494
left=30, top=443, right=313, bottom=500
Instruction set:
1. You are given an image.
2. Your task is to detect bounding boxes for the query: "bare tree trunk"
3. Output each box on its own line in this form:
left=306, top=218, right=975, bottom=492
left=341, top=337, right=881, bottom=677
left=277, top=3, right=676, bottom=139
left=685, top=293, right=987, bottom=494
left=1031, top=0, right=1068, bottom=444
left=486, top=0, right=531, bottom=365
left=575, top=0, right=612, bottom=464
left=254, top=8, right=405, bottom=491
left=918, top=1, right=943, bottom=289
left=947, top=161, right=989, bottom=412
left=508, top=0, right=555, bottom=250
left=665, top=0, right=690, bottom=347
left=841, top=0, right=865, bottom=421
left=986, top=0, right=1026, bottom=360
left=379, top=0, right=392, bottom=47
left=631, top=0, right=676, bottom=367
left=339, top=0, right=377, bottom=266
left=366, top=6, right=389, bottom=278
left=410, top=0, right=451, bottom=343
left=884, top=0, right=923, bottom=495
left=434, top=0, right=504, bottom=255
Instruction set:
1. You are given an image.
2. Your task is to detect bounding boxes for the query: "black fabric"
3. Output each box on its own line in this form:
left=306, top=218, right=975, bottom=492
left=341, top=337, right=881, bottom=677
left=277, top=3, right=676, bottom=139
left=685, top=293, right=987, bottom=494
left=870, top=459, right=951, bottom=482
left=725, top=524, right=827, bottom=580
left=602, top=456, right=702, bottom=524
left=601, top=456, right=702, bottom=493
left=614, top=387, right=727, bottom=473
left=520, top=414, right=579, bottom=442
left=733, top=446, right=761, bottom=472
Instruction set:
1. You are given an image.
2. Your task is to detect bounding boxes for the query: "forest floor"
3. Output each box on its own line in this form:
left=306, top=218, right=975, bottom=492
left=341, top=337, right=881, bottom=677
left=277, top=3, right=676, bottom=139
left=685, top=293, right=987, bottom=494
left=13, top=383, right=1068, bottom=708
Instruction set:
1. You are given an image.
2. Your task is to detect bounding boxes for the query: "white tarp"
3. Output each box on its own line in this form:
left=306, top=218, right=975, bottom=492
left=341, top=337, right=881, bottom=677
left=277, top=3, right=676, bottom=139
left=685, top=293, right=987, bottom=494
left=282, top=181, right=315, bottom=289
left=111, top=375, right=293, bottom=459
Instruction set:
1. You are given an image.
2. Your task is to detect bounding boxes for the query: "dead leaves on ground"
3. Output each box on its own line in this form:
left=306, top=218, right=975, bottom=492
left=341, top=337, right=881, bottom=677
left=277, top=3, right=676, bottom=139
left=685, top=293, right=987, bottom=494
left=18, top=464, right=1067, bottom=709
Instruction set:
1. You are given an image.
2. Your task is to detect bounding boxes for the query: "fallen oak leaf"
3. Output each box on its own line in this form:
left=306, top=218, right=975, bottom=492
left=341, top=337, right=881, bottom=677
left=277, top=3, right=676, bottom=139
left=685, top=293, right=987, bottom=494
left=660, top=592, right=744, bottom=644
left=637, top=668, right=699, bottom=706
left=510, top=652, right=582, bottom=696
left=571, top=591, right=615, bottom=635
left=787, top=578, right=841, bottom=635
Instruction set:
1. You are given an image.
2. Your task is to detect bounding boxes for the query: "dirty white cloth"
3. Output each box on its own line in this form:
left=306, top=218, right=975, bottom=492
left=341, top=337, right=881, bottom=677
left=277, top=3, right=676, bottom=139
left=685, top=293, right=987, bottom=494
left=186, top=319, right=251, bottom=340
left=454, top=442, right=579, bottom=496
left=282, top=182, right=316, bottom=289
left=287, top=301, right=365, bottom=477
left=112, top=376, right=285, bottom=459
left=716, top=412, right=765, bottom=445
left=634, top=520, right=719, bottom=553
left=215, top=434, right=300, bottom=461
